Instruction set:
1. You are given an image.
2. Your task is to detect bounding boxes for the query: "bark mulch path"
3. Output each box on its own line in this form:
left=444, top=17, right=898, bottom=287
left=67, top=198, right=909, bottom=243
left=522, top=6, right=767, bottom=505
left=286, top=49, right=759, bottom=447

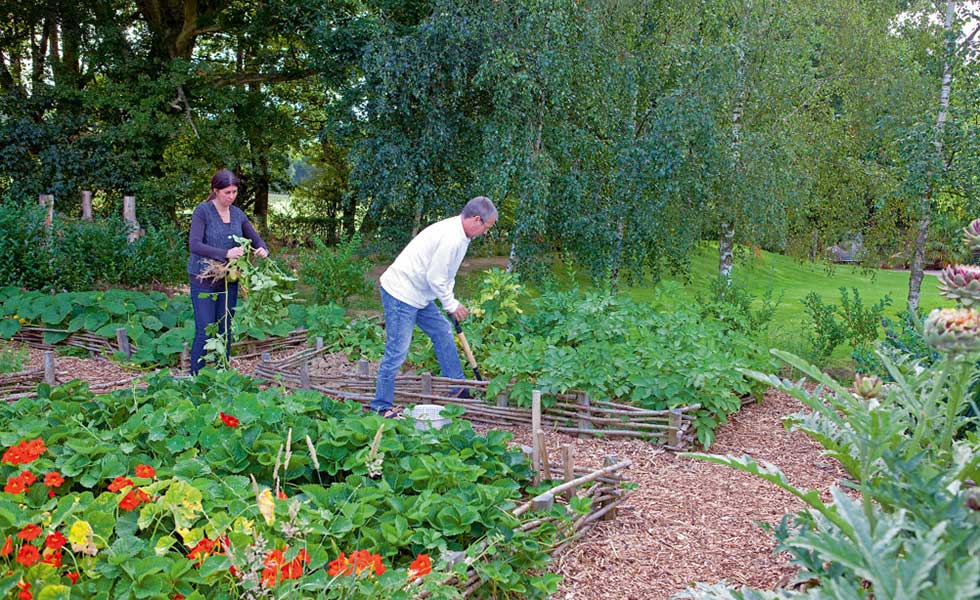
left=13, top=345, right=843, bottom=599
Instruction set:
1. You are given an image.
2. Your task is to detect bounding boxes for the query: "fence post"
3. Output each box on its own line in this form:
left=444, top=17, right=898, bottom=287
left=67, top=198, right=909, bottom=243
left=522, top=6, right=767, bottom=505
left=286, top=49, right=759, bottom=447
left=43, top=352, right=56, bottom=385
left=602, top=455, right=620, bottom=520
left=420, top=372, right=432, bottom=396
left=315, top=337, right=324, bottom=352
left=532, top=390, right=542, bottom=485
left=299, top=360, right=311, bottom=389
left=356, top=359, right=369, bottom=377
left=562, top=446, right=575, bottom=501
left=577, top=392, right=593, bottom=439
left=115, top=328, right=132, bottom=359
left=180, top=342, right=189, bottom=372
left=667, top=408, right=683, bottom=447
left=81, top=191, right=93, bottom=221
left=122, top=195, right=142, bottom=242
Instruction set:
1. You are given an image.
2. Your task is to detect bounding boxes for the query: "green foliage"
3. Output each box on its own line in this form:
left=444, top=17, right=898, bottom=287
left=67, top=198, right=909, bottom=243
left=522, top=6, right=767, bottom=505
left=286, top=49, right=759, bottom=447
left=0, top=341, right=27, bottom=373
left=0, top=203, right=185, bottom=291
left=801, top=288, right=891, bottom=361
left=299, top=235, right=373, bottom=305
left=680, top=348, right=980, bottom=600
left=697, top=277, right=780, bottom=336
left=0, top=370, right=567, bottom=598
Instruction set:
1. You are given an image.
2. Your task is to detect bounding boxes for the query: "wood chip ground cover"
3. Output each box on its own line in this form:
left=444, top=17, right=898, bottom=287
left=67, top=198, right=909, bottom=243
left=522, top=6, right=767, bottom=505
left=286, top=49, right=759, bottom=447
left=16, top=345, right=844, bottom=599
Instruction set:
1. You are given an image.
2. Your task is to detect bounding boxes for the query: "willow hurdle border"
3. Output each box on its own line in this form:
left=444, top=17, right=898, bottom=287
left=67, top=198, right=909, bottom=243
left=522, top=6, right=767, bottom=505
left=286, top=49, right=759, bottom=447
left=255, top=345, right=699, bottom=449
left=448, top=453, right=632, bottom=597
left=11, top=325, right=309, bottom=364
left=0, top=351, right=146, bottom=402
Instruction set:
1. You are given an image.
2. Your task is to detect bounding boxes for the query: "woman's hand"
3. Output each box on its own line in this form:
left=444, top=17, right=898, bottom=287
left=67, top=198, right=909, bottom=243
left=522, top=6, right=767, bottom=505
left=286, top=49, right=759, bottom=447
left=226, top=246, right=245, bottom=259
left=254, top=247, right=269, bottom=258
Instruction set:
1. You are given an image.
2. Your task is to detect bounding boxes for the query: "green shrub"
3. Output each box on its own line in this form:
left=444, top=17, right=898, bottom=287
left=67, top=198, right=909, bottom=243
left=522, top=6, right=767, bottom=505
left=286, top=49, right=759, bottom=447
left=0, top=202, right=186, bottom=291
left=698, top=276, right=780, bottom=336
left=299, top=235, right=373, bottom=304
left=801, top=287, right=891, bottom=361
left=0, top=341, right=27, bottom=373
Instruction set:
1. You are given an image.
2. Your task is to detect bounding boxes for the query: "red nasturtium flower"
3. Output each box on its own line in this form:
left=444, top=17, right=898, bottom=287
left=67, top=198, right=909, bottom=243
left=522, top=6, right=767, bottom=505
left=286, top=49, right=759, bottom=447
left=65, top=571, right=79, bottom=585
left=186, top=537, right=225, bottom=563
left=134, top=464, right=156, bottom=478
left=172, top=595, right=185, bottom=600
left=2, top=438, right=46, bottom=465
left=16, top=525, right=41, bottom=542
left=18, top=471, right=35, bottom=486
left=41, top=549, right=62, bottom=568
left=107, top=476, right=134, bottom=492
left=408, top=553, right=432, bottom=580
left=119, top=489, right=151, bottom=512
left=4, top=475, right=28, bottom=495
left=1, top=536, right=12, bottom=556
left=43, top=471, right=64, bottom=488
left=16, top=581, right=30, bottom=600
left=16, top=544, right=40, bottom=567
left=45, top=531, right=66, bottom=551
left=219, top=412, right=240, bottom=428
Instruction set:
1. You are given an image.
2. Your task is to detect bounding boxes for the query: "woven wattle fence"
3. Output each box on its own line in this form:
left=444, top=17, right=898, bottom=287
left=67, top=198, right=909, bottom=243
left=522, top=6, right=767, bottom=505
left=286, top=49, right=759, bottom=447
left=12, top=325, right=309, bottom=364
left=0, top=351, right=145, bottom=402
left=255, top=345, right=699, bottom=449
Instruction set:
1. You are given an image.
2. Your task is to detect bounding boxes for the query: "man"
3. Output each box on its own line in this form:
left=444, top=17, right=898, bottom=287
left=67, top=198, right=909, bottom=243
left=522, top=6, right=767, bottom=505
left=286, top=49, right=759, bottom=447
left=370, top=196, right=497, bottom=417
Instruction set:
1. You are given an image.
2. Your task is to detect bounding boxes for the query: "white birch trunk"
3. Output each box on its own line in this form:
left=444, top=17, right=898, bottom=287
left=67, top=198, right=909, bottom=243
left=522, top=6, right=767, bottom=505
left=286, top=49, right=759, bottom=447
left=908, top=0, right=955, bottom=313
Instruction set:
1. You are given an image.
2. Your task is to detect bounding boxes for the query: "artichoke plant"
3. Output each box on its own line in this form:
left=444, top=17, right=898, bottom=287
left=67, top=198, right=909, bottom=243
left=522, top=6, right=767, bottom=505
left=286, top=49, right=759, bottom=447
left=924, top=307, right=980, bottom=356
left=963, top=219, right=980, bottom=252
left=937, top=264, right=980, bottom=306
left=853, top=373, right=883, bottom=399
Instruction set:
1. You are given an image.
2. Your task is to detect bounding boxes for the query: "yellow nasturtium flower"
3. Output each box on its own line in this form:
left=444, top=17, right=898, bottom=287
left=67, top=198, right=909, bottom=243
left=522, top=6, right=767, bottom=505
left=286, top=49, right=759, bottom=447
left=257, top=488, right=275, bottom=525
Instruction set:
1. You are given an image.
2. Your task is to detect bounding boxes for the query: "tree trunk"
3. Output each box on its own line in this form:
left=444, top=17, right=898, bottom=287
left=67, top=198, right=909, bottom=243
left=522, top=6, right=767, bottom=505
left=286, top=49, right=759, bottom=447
left=907, top=0, right=955, bottom=313
left=719, top=222, right=735, bottom=280
left=721, top=7, right=748, bottom=283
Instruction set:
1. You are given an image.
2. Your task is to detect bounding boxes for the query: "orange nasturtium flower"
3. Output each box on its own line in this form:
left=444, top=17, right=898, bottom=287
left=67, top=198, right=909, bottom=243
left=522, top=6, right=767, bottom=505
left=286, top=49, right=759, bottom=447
left=16, top=544, right=40, bottom=567
left=16, top=524, right=41, bottom=542
left=41, top=548, right=62, bottom=568
left=328, top=550, right=386, bottom=577
left=261, top=547, right=309, bottom=587
left=1, top=536, right=12, bottom=556
left=66, top=572, right=79, bottom=585
left=186, top=537, right=218, bottom=562
left=107, top=476, right=134, bottom=493
left=16, top=581, right=30, bottom=600
left=408, top=553, right=432, bottom=580
left=18, top=471, right=36, bottom=486
left=219, top=412, right=240, bottom=428
left=43, top=471, right=64, bottom=488
left=134, top=464, right=156, bottom=479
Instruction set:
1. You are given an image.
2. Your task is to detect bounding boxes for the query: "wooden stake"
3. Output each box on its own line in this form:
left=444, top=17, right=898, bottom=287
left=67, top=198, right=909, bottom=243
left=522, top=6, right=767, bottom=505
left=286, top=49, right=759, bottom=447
left=356, top=359, right=369, bottom=377
left=602, top=455, right=619, bottom=521
left=43, top=352, right=56, bottom=385
left=299, top=360, right=311, bottom=389
left=667, top=408, right=682, bottom=447
left=532, top=390, right=542, bottom=485
left=180, top=342, right=189, bottom=372
left=81, top=191, right=93, bottom=221
left=315, top=337, right=324, bottom=352
left=537, top=430, right=552, bottom=481
left=421, top=372, right=432, bottom=395
left=115, top=328, right=132, bottom=359
left=578, top=392, right=593, bottom=439
left=122, top=195, right=141, bottom=241
left=562, top=446, right=575, bottom=501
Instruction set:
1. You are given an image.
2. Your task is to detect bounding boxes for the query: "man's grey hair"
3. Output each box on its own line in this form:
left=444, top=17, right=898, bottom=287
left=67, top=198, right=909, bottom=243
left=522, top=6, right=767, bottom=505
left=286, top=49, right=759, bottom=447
left=461, top=196, right=497, bottom=222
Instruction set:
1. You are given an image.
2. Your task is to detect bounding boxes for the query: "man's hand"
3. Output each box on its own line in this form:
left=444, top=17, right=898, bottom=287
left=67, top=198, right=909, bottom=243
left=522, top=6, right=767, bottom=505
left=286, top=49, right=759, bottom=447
left=254, top=247, right=269, bottom=258
left=226, top=246, right=245, bottom=259
left=452, top=305, right=470, bottom=322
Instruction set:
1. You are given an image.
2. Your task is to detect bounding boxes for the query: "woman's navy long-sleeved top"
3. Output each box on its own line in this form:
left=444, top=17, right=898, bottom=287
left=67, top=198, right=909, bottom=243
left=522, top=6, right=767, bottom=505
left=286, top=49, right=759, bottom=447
left=187, top=201, right=268, bottom=291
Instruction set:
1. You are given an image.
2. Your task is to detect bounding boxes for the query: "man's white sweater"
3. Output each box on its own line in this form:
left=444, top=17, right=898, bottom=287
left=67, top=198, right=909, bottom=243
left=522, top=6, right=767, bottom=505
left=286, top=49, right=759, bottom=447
left=379, top=216, right=470, bottom=313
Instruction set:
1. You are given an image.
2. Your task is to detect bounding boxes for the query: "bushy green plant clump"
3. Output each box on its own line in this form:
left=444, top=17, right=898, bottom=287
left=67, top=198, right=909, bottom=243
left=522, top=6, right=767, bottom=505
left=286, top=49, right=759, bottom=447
left=801, top=287, right=892, bottom=360
left=697, top=277, right=781, bottom=336
left=0, top=370, right=567, bottom=598
left=0, top=341, right=27, bottom=373
left=0, top=203, right=185, bottom=291
left=438, top=270, right=774, bottom=448
left=299, top=235, right=373, bottom=305
left=852, top=309, right=940, bottom=375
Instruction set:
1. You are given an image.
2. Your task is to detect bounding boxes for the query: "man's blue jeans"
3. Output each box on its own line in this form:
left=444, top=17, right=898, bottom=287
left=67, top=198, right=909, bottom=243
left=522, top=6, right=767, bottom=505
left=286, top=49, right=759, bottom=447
left=189, top=282, right=238, bottom=375
left=371, top=287, right=464, bottom=412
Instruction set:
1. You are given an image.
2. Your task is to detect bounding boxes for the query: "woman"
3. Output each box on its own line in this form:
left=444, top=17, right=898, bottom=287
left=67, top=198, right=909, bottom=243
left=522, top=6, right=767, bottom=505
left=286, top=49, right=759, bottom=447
left=187, top=169, right=269, bottom=374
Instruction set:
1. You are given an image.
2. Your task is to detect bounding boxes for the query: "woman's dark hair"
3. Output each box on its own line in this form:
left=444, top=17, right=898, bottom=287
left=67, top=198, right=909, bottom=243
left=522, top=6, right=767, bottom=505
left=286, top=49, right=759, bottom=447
left=208, top=169, right=240, bottom=199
